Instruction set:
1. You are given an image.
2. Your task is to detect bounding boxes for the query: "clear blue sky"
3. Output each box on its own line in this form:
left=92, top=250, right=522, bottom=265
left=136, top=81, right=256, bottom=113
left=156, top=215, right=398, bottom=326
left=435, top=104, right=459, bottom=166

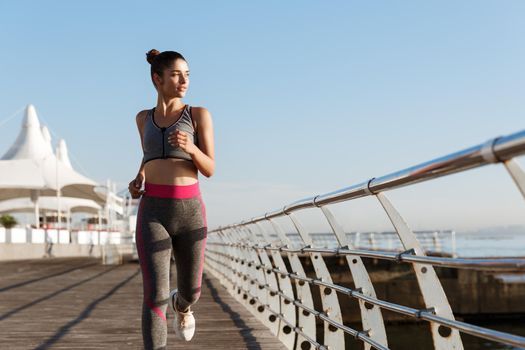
left=1, top=1, right=524, bottom=232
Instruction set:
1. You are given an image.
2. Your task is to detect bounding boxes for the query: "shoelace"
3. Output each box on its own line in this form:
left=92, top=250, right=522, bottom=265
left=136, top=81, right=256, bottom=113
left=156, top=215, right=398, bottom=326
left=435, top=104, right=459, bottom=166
left=172, top=293, right=193, bottom=328
left=178, top=309, right=193, bottom=328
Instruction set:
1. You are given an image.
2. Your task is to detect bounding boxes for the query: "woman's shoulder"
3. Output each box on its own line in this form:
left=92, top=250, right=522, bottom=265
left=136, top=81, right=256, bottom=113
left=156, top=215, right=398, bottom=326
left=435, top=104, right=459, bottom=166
left=135, top=109, right=151, bottom=125
left=188, top=106, right=213, bottom=132
left=189, top=106, right=212, bottom=120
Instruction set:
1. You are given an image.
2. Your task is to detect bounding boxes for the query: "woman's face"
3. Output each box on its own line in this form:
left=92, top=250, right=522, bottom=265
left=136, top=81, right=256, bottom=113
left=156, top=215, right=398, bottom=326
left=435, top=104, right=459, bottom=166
left=155, top=58, right=190, bottom=98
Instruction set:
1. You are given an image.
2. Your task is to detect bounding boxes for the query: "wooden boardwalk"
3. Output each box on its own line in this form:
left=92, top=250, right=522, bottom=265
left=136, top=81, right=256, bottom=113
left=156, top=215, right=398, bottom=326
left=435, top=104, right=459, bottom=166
left=0, top=257, right=287, bottom=349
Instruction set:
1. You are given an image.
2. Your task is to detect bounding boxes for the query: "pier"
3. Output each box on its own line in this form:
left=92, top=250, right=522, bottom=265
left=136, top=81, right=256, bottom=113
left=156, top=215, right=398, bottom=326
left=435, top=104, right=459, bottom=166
left=0, top=257, right=287, bottom=349
left=2, top=2, right=525, bottom=348
left=1, top=120, right=525, bottom=349
left=204, top=129, right=525, bottom=350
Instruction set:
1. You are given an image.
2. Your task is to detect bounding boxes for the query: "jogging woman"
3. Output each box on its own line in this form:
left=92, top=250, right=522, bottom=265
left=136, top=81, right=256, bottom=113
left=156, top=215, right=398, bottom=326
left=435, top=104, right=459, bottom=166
left=128, top=49, right=215, bottom=349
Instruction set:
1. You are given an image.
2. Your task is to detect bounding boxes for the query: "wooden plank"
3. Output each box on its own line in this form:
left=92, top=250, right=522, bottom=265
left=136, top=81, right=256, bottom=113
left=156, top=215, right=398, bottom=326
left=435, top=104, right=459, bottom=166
left=0, top=257, right=287, bottom=349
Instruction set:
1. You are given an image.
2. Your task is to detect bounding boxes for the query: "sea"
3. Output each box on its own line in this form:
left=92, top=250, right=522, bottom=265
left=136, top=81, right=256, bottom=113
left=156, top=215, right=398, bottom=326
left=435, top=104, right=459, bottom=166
left=281, top=229, right=525, bottom=258
left=282, top=229, right=525, bottom=349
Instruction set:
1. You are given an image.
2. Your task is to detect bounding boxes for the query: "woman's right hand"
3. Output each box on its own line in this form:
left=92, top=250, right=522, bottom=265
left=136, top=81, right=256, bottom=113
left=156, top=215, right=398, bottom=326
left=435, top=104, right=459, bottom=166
left=128, top=173, right=145, bottom=199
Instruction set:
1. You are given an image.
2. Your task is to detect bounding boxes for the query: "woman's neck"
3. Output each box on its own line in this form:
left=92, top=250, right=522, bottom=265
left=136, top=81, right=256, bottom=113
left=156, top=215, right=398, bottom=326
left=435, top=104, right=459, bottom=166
left=155, top=95, right=185, bottom=116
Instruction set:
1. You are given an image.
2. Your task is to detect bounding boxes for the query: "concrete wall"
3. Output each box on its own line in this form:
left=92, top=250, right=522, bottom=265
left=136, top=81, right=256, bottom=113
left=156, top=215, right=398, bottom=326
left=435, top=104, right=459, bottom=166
left=0, top=243, right=103, bottom=261
left=0, top=227, right=134, bottom=245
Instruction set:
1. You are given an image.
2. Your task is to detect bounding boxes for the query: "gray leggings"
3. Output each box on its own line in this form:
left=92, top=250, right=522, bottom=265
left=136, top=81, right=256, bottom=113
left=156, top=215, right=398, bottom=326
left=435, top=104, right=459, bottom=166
left=135, top=181, right=207, bottom=350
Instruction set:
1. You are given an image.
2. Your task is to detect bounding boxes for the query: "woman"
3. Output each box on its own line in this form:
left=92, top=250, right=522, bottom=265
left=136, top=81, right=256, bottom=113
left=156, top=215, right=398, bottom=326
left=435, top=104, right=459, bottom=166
left=128, top=49, right=215, bottom=349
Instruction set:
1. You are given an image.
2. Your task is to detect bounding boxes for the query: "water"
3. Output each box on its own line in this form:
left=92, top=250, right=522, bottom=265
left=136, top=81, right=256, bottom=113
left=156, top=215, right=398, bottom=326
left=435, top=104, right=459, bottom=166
left=322, top=321, right=525, bottom=349
left=279, top=230, right=525, bottom=257
left=284, top=230, right=525, bottom=348
left=450, top=231, right=525, bottom=257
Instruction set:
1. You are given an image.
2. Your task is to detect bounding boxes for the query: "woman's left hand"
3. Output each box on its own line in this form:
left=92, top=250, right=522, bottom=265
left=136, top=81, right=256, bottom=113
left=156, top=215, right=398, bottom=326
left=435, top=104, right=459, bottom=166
left=168, top=129, right=198, bottom=156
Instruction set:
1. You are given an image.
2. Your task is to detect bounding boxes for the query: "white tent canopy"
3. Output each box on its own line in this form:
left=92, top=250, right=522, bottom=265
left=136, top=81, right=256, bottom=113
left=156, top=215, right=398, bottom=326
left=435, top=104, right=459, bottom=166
left=0, top=104, right=104, bottom=203
left=41, top=125, right=54, bottom=157
left=2, top=104, right=51, bottom=161
left=0, top=196, right=101, bottom=214
left=0, top=159, right=47, bottom=190
left=57, top=139, right=73, bottom=169
left=0, top=104, right=111, bottom=227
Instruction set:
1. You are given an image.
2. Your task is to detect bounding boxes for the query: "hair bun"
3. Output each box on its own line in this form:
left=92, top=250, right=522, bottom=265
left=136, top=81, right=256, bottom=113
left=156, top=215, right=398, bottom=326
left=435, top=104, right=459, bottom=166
left=146, top=49, right=161, bottom=64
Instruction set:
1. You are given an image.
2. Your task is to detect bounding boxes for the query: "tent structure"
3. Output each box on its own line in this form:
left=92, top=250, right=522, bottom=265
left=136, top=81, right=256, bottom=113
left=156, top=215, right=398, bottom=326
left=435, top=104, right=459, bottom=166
left=0, top=159, right=50, bottom=197
left=0, top=196, right=101, bottom=214
left=0, top=104, right=107, bottom=227
left=0, top=196, right=102, bottom=231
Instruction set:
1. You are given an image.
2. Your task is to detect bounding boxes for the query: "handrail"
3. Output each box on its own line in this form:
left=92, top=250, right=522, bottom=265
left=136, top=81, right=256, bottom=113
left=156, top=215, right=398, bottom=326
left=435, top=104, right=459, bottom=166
left=217, top=129, right=525, bottom=224
left=204, top=129, right=525, bottom=350
left=207, top=241, right=525, bottom=271
left=205, top=250, right=525, bottom=348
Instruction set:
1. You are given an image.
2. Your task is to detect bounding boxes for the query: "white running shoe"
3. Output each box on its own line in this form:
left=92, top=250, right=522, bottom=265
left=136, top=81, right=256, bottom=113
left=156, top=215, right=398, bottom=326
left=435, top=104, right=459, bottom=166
left=169, top=289, right=196, bottom=341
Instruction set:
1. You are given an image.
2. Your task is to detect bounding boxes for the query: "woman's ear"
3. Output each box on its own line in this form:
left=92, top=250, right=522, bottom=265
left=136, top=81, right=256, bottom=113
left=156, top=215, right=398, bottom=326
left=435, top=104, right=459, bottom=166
left=153, top=72, right=162, bottom=88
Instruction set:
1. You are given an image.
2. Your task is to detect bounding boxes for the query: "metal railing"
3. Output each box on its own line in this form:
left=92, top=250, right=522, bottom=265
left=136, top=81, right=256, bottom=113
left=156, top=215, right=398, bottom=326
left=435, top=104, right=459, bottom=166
left=204, top=129, right=525, bottom=350
left=283, top=230, right=455, bottom=256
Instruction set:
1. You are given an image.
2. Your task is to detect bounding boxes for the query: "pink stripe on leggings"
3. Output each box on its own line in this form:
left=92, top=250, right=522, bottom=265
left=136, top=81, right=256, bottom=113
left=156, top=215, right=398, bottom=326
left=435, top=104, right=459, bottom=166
left=197, top=195, right=207, bottom=288
left=144, top=181, right=200, bottom=199
left=136, top=198, right=167, bottom=322
left=198, top=194, right=207, bottom=227
left=197, top=236, right=207, bottom=288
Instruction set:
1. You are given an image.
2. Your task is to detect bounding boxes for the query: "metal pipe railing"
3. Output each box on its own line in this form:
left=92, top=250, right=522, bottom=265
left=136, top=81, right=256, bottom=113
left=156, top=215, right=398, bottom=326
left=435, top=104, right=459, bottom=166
left=207, top=241, right=525, bottom=271
left=205, top=129, right=525, bottom=350
left=205, top=259, right=329, bottom=350
left=216, top=129, right=525, bottom=223
left=205, top=248, right=525, bottom=348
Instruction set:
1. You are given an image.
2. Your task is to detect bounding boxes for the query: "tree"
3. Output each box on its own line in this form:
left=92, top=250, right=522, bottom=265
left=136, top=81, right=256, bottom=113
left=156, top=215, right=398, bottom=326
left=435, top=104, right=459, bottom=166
left=0, top=214, right=18, bottom=229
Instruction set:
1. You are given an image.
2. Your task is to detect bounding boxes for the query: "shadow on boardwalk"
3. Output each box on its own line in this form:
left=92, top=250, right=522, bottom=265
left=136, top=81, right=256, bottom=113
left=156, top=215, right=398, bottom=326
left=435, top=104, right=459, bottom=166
left=0, top=257, right=286, bottom=349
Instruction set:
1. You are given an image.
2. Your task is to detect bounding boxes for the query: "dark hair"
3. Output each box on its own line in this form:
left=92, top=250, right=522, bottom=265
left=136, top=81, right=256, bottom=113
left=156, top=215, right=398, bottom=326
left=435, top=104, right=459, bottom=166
left=145, top=49, right=187, bottom=87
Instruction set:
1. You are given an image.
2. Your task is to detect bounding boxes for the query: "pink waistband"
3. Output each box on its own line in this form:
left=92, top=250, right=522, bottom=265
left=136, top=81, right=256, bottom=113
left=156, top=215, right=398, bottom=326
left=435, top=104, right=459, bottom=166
left=144, top=181, right=200, bottom=199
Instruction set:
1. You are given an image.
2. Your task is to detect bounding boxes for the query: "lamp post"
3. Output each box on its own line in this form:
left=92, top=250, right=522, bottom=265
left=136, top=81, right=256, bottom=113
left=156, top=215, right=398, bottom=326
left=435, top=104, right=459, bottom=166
left=55, top=145, right=62, bottom=231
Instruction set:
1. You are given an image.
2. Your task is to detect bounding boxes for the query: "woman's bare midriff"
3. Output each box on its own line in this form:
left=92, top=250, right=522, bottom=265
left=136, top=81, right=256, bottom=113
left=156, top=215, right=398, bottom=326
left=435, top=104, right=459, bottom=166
left=144, top=158, right=198, bottom=186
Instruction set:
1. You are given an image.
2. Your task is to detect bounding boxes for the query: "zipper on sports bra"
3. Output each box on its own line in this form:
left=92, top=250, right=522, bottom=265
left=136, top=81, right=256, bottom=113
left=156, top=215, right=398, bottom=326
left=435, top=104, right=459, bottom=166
left=160, top=127, right=166, bottom=158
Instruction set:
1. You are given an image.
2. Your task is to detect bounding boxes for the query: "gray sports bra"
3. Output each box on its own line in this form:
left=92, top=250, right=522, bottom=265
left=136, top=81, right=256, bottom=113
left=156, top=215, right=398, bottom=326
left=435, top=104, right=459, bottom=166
left=142, top=104, right=198, bottom=164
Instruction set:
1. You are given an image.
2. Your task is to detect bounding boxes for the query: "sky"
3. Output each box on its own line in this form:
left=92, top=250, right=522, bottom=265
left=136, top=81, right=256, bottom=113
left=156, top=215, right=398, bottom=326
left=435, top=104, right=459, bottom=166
left=0, top=1, right=524, bottom=233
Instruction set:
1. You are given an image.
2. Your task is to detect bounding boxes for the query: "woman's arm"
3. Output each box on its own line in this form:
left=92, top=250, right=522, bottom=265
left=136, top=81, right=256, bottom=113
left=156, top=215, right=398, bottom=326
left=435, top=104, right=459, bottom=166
left=189, top=107, right=215, bottom=177
left=135, top=111, right=147, bottom=177
left=128, top=111, right=147, bottom=198
left=137, top=156, right=145, bottom=176
left=170, top=107, right=215, bottom=177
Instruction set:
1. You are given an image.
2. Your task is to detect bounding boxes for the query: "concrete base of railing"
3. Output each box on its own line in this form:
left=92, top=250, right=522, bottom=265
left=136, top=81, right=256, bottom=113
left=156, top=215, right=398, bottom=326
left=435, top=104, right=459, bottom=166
left=0, top=243, right=103, bottom=261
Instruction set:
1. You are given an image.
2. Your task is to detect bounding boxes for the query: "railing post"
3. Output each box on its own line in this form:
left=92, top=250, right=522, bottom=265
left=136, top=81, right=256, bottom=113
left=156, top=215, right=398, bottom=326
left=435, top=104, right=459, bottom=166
left=286, top=212, right=345, bottom=350
left=242, top=224, right=280, bottom=332
left=217, top=230, right=240, bottom=294
left=433, top=231, right=442, bottom=253
left=267, top=218, right=317, bottom=350
left=207, top=230, right=233, bottom=290
left=249, top=222, right=288, bottom=340
left=251, top=221, right=297, bottom=349
left=225, top=227, right=255, bottom=310
left=229, top=227, right=258, bottom=310
left=319, top=205, right=388, bottom=349
left=503, top=158, right=525, bottom=200
left=451, top=231, right=457, bottom=258
left=376, top=192, right=464, bottom=350
left=237, top=225, right=271, bottom=326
